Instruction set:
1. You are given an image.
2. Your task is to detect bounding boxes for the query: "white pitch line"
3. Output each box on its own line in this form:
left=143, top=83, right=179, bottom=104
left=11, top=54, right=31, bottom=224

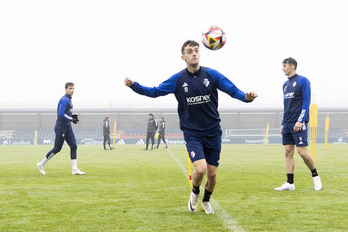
left=210, top=199, right=246, bottom=232
left=166, top=149, right=245, bottom=232
left=166, top=148, right=189, bottom=176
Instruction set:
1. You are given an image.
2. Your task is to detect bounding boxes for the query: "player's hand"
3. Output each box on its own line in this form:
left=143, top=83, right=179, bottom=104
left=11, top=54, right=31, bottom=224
left=72, top=114, right=79, bottom=124
left=293, top=121, right=303, bottom=132
left=245, top=91, right=258, bottom=102
left=280, top=125, right=283, bottom=135
left=124, top=77, right=134, bottom=87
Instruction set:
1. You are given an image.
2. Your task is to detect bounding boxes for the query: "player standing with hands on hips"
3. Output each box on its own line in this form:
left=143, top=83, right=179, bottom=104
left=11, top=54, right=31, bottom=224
left=37, top=82, right=85, bottom=175
left=274, top=57, right=322, bottom=191
left=124, top=40, right=257, bottom=214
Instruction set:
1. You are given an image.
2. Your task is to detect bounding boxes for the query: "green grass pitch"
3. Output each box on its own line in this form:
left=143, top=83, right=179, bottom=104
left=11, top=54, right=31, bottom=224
left=1, top=144, right=347, bottom=231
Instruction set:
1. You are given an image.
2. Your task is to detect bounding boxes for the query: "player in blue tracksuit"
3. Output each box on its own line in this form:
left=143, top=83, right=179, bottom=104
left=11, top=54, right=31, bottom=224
left=37, top=82, right=85, bottom=175
left=125, top=40, right=258, bottom=214
left=274, top=57, right=322, bottom=191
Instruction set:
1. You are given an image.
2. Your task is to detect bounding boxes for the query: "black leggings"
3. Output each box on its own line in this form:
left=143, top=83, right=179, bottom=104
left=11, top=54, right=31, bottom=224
left=157, top=133, right=166, bottom=147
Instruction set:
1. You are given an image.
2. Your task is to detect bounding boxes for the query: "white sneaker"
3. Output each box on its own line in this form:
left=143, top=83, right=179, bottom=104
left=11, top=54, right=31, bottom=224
left=202, top=201, right=214, bottom=214
left=188, top=191, right=199, bottom=212
left=313, top=176, right=322, bottom=191
left=72, top=169, right=85, bottom=175
left=37, top=163, right=46, bottom=175
left=274, top=182, right=295, bottom=191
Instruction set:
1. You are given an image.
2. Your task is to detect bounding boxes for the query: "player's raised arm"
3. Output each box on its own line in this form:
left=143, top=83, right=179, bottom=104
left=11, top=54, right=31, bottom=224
left=124, top=74, right=178, bottom=98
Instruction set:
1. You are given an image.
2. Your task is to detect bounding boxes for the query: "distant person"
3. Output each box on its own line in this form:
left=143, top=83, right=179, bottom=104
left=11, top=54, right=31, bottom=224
left=124, top=40, right=257, bottom=214
left=155, top=116, right=168, bottom=149
left=103, top=116, right=114, bottom=150
left=274, top=57, right=322, bottom=191
left=37, top=82, right=85, bottom=175
left=144, top=113, right=158, bottom=150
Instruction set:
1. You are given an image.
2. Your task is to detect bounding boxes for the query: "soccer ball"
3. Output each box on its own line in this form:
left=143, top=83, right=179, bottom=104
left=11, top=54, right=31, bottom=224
left=201, top=26, right=226, bottom=50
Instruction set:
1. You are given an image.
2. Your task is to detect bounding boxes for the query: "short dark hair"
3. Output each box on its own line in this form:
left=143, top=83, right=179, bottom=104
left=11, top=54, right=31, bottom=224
left=65, top=82, right=74, bottom=89
left=181, top=40, right=199, bottom=54
left=148, top=113, right=153, bottom=117
left=282, top=57, right=297, bottom=70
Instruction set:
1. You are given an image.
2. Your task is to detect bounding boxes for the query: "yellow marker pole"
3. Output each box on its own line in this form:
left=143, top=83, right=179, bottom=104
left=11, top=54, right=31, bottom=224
left=309, top=104, right=318, bottom=162
left=265, top=122, right=270, bottom=144
left=187, top=151, right=193, bottom=188
left=113, top=118, right=117, bottom=147
left=324, top=114, right=330, bottom=149
left=35, top=130, right=37, bottom=145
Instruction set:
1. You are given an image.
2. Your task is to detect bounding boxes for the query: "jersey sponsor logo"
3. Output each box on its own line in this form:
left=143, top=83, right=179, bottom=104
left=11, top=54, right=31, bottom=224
left=186, top=94, right=211, bottom=105
left=203, top=78, right=210, bottom=87
left=284, top=92, right=294, bottom=99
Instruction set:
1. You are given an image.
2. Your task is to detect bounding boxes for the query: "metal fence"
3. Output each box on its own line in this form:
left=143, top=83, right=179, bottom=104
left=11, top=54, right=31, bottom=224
left=1, top=108, right=347, bottom=145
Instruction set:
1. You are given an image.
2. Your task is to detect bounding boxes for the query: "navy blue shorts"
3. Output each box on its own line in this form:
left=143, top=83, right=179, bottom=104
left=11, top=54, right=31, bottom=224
left=184, top=130, right=222, bottom=166
left=282, top=122, right=308, bottom=147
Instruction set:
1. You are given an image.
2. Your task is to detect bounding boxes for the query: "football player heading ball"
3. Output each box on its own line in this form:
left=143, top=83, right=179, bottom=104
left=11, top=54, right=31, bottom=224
left=124, top=40, right=257, bottom=214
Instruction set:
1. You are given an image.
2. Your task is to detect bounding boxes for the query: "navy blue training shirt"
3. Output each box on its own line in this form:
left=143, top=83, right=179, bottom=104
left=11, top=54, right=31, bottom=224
left=131, top=66, right=249, bottom=134
left=56, top=94, right=73, bottom=126
left=282, top=74, right=311, bottom=125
